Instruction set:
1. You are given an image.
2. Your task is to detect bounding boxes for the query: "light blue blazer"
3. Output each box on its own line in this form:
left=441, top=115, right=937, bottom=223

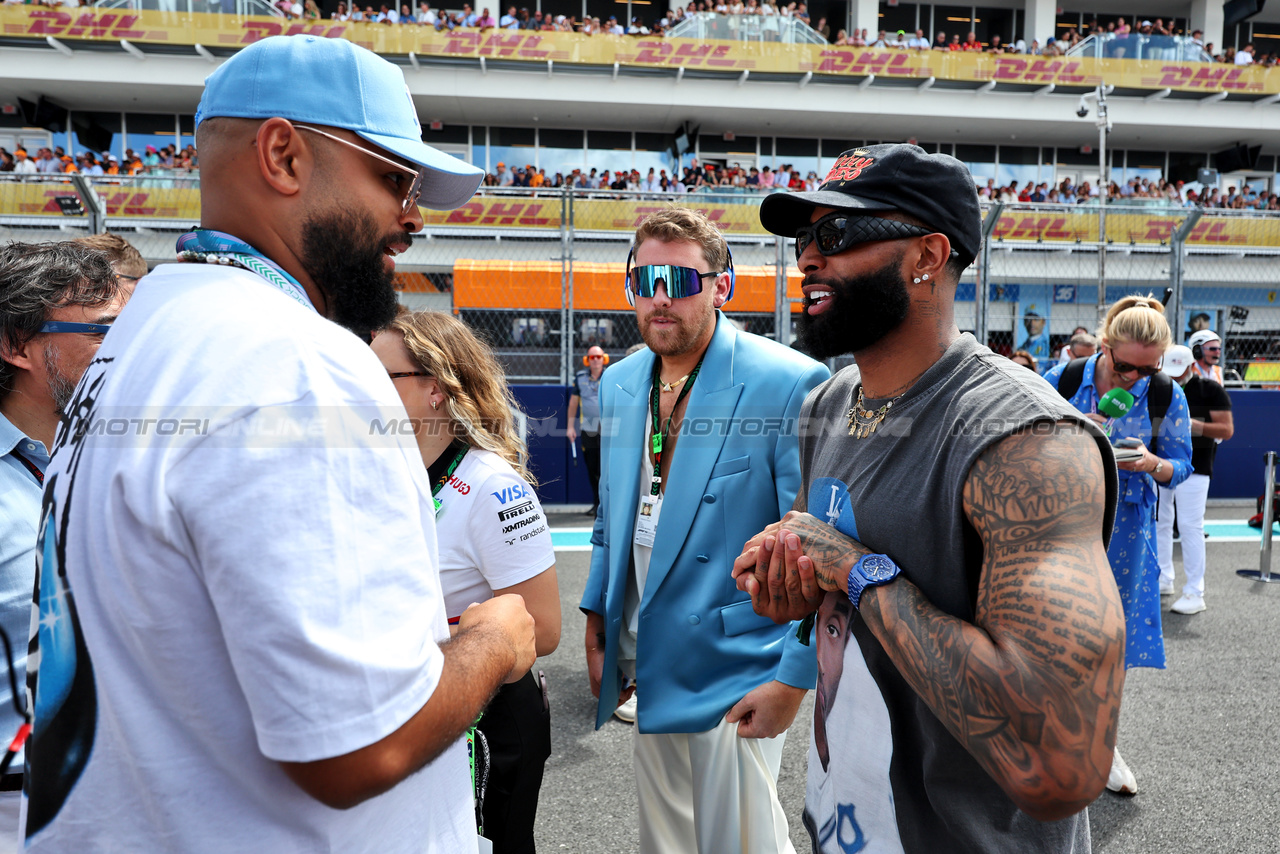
left=580, top=314, right=830, bottom=733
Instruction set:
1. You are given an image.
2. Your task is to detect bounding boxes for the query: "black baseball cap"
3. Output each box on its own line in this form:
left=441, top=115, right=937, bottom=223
left=759, top=143, right=982, bottom=264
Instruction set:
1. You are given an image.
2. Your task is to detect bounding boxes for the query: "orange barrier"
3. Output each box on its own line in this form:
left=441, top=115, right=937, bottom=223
left=452, top=259, right=805, bottom=312
left=3, top=6, right=1274, bottom=94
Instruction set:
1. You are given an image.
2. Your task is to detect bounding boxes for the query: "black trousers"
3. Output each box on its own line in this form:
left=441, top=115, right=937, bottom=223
left=477, top=669, right=552, bottom=854
left=581, top=430, right=601, bottom=509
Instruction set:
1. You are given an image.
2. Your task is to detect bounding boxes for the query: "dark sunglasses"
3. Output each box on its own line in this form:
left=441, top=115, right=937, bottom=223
left=794, top=212, right=958, bottom=262
left=388, top=371, right=428, bottom=380
left=1108, top=346, right=1163, bottom=377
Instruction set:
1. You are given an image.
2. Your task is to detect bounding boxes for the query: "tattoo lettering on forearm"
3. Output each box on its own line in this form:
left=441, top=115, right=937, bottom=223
left=859, top=423, right=1125, bottom=818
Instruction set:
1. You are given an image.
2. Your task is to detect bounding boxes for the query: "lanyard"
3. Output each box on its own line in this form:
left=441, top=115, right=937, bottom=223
left=427, top=439, right=470, bottom=516
left=175, top=229, right=315, bottom=312
left=10, top=451, right=43, bottom=486
left=648, top=355, right=704, bottom=497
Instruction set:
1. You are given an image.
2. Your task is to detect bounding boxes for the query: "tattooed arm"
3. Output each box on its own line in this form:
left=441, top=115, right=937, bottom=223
left=773, top=422, right=1124, bottom=821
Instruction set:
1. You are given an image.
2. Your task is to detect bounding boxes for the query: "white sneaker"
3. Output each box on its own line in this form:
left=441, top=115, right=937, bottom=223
left=1171, top=594, right=1206, bottom=615
left=613, top=692, right=638, bottom=724
left=1107, top=747, right=1137, bottom=795
left=1159, top=579, right=1175, bottom=596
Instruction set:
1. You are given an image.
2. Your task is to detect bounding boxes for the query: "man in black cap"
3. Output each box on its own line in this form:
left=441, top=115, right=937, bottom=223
left=730, top=144, right=1124, bottom=852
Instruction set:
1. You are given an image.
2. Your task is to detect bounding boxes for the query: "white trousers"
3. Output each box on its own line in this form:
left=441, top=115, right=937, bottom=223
left=1157, top=473, right=1212, bottom=598
left=0, top=791, right=20, bottom=854
left=633, top=716, right=795, bottom=854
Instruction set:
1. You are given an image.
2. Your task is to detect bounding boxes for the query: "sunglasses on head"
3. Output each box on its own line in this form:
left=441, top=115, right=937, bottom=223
left=1108, top=346, right=1163, bottom=377
left=624, top=247, right=735, bottom=306
left=793, top=212, right=959, bottom=262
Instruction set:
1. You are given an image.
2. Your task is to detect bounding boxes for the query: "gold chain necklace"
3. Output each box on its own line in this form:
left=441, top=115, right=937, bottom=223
left=846, top=386, right=900, bottom=438
left=658, top=374, right=690, bottom=393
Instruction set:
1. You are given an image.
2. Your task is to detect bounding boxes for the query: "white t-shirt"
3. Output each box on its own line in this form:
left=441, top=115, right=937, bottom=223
left=24, top=263, right=474, bottom=853
left=435, top=448, right=554, bottom=619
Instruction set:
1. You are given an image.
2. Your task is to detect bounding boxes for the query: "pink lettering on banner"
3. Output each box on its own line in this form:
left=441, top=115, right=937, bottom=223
left=241, top=20, right=282, bottom=42
left=443, top=31, right=481, bottom=53
left=25, top=10, right=73, bottom=34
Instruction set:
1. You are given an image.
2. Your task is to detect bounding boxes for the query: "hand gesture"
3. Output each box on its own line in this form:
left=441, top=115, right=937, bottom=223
left=460, top=594, right=537, bottom=683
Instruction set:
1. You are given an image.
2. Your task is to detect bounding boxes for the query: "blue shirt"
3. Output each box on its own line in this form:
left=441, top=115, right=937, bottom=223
left=0, top=412, right=48, bottom=771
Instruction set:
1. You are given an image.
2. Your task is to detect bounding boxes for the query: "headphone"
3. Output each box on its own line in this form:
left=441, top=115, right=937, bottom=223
left=583, top=352, right=611, bottom=366
left=1188, top=331, right=1220, bottom=361
left=623, top=245, right=736, bottom=307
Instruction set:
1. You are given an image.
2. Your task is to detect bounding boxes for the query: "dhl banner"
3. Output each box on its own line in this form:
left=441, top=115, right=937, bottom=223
left=4, top=181, right=201, bottom=219
left=3, top=6, right=1275, bottom=94
left=9, top=182, right=1280, bottom=247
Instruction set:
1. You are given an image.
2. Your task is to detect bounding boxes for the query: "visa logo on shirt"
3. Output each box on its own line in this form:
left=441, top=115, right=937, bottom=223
left=492, top=483, right=530, bottom=504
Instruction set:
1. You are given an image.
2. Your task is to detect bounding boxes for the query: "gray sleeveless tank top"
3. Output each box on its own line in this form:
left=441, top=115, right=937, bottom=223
left=798, top=333, right=1116, bottom=854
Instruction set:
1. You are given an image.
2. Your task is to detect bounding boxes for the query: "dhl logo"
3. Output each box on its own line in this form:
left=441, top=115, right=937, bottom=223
left=991, top=216, right=1082, bottom=241
left=433, top=201, right=559, bottom=227
left=19, top=189, right=192, bottom=218
left=616, top=206, right=756, bottom=232
left=240, top=21, right=346, bottom=43
left=1135, top=219, right=1247, bottom=244
left=628, top=41, right=742, bottom=67
left=19, top=10, right=144, bottom=39
left=992, top=58, right=1100, bottom=85
left=437, top=31, right=550, bottom=58
left=1144, top=65, right=1262, bottom=91
left=808, top=50, right=920, bottom=76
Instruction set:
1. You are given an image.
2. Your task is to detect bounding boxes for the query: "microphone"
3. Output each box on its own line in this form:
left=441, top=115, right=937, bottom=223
left=1097, top=387, right=1135, bottom=437
left=1098, top=387, right=1135, bottom=419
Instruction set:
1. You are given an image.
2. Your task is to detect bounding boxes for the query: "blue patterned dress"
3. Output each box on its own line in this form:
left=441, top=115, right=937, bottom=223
left=1044, top=356, right=1193, bottom=670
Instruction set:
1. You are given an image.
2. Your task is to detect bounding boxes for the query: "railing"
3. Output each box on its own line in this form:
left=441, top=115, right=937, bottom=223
left=1067, top=33, right=1213, bottom=63
left=3, top=177, right=1279, bottom=386
left=665, top=12, right=827, bottom=45
left=93, top=0, right=284, bottom=15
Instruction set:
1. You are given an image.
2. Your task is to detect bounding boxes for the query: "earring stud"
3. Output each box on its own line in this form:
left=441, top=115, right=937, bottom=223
left=913, top=277, right=922, bottom=284
left=922, top=273, right=930, bottom=281
left=432, top=400, right=439, bottom=410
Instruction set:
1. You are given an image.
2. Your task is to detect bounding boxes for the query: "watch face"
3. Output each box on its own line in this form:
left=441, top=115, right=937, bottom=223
left=860, top=555, right=897, bottom=582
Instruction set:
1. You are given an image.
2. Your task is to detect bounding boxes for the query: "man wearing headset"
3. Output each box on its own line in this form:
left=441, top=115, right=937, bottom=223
left=567, top=344, right=607, bottom=515
left=581, top=208, right=828, bottom=853
left=1187, top=329, right=1225, bottom=385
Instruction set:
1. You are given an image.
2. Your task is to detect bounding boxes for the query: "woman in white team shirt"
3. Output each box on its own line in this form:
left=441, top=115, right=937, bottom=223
left=372, top=310, right=560, bottom=854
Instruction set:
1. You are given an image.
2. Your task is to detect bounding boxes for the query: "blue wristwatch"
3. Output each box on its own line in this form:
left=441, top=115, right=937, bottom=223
left=846, top=553, right=901, bottom=610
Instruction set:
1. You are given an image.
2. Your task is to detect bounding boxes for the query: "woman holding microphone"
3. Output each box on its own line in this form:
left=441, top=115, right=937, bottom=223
left=1044, top=295, right=1193, bottom=796
left=373, top=310, right=560, bottom=854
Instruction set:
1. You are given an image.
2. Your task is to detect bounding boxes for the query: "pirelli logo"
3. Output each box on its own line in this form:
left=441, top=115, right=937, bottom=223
left=498, top=500, right=536, bottom=522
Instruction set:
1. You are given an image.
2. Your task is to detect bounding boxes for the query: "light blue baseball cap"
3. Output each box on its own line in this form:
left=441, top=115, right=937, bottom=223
left=196, top=35, right=483, bottom=210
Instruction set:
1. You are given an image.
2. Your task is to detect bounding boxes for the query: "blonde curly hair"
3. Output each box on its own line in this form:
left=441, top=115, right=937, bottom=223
left=390, top=310, right=537, bottom=487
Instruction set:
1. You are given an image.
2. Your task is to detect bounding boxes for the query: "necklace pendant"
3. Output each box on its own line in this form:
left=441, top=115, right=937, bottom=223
left=870, top=421, right=878, bottom=435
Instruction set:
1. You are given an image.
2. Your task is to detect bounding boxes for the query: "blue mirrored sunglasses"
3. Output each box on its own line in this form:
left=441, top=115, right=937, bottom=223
left=623, top=246, right=735, bottom=306
left=40, top=322, right=112, bottom=334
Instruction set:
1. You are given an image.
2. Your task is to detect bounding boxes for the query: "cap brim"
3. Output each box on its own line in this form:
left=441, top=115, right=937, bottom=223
left=358, top=129, right=485, bottom=211
left=759, top=189, right=895, bottom=236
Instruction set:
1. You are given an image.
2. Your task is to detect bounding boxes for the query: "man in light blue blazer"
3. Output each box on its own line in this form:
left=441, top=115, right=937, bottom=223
left=581, top=208, right=829, bottom=854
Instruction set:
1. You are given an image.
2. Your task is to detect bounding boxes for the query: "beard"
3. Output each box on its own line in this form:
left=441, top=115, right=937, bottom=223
left=796, top=253, right=911, bottom=360
left=42, top=341, right=78, bottom=417
left=299, top=207, right=407, bottom=335
left=639, top=297, right=716, bottom=358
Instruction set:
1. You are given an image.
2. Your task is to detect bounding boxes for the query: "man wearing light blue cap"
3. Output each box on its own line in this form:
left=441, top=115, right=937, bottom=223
left=24, top=35, right=536, bottom=853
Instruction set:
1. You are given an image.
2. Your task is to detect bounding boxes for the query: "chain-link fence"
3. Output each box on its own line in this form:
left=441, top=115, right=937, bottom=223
left=4, top=176, right=1279, bottom=386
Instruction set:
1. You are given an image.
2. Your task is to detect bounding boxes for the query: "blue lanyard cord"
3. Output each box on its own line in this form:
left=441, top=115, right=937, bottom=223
left=176, top=229, right=315, bottom=312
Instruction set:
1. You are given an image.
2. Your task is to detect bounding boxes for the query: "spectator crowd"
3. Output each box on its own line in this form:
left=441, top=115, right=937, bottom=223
left=0, top=143, right=198, bottom=177
left=975, top=175, right=1280, bottom=210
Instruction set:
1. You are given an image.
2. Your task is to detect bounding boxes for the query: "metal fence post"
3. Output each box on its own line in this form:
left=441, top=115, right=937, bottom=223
left=1168, top=208, right=1201, bottom=334
left=561, top=185, right=575, bottom=386
left=1238, top=451, right=1278, bottom=583
left=70, top=175, right=105, bottom=235
left=773, top=235, right=791, bottom=347
left=976, top=202, right=1003, bottom=348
